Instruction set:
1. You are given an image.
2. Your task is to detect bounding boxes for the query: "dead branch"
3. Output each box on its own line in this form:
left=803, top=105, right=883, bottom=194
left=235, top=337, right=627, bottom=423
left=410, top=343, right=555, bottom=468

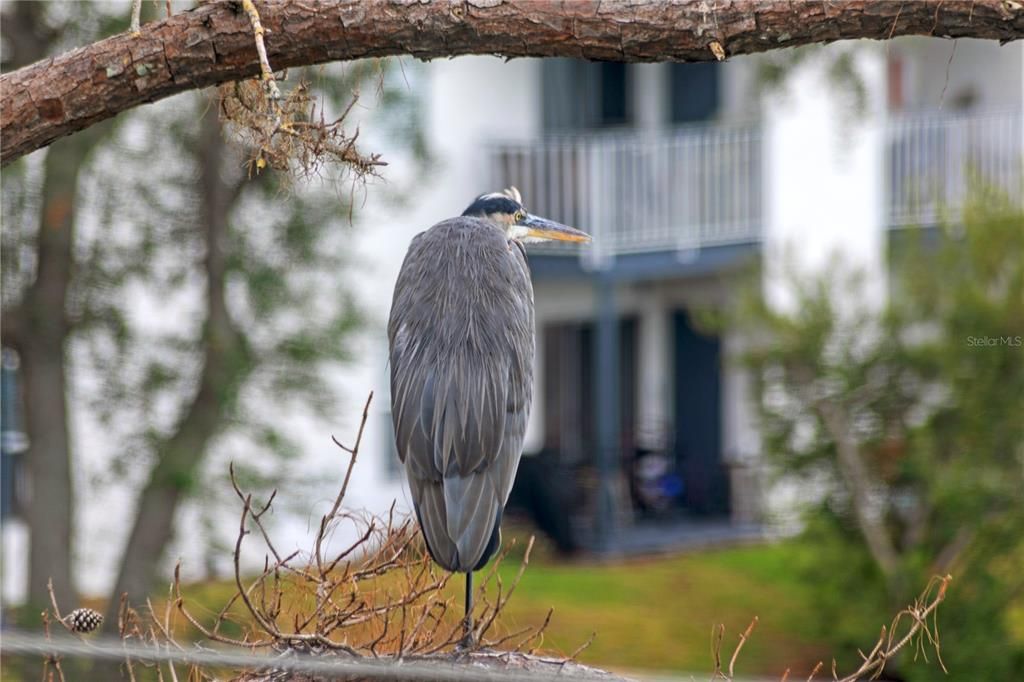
left=160, top=389, right=564, bottom=675
left=833, top=575, right=952, bottom=682
left=129, top=0, right=143, bottom=35
left=239, top=0, right=282, bottom=106
left=315, top=391, right=373, bottom=576
left=728, top=617, right=758, bottom=679
left=217, top=77, right=385, bottom=184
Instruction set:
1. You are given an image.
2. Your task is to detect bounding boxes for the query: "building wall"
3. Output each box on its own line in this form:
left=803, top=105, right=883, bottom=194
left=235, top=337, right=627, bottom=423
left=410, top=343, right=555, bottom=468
left=895, top=38, right=1023, bottom=111
left=762, top=45, right=888, bottom=314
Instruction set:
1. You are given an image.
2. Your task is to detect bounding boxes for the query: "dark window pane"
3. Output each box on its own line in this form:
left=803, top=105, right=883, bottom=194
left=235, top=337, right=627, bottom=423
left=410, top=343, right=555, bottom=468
left=541, top=59, right=631, bottom=131
left=599, top=62, right=629, bottom=126
left=669, top=62, right=720, bottom=123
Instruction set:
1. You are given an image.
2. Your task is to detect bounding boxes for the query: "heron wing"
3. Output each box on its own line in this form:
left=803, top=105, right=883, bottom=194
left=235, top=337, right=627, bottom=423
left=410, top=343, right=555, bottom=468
left=388, top=218, right=533, bottom=572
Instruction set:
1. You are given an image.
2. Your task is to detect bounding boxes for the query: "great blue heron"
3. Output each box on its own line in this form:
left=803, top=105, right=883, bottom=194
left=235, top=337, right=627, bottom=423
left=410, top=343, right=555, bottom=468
left=388, top=187, right=589, bottom=646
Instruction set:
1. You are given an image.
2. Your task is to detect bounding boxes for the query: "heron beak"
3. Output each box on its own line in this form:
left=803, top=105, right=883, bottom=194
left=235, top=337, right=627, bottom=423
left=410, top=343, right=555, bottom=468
left=521, top=214, right=591, bottom=243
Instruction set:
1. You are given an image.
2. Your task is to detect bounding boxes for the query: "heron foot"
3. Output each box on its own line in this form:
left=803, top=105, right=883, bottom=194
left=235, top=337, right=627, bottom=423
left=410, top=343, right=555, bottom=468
left=456, top=615, right=477, bottom=651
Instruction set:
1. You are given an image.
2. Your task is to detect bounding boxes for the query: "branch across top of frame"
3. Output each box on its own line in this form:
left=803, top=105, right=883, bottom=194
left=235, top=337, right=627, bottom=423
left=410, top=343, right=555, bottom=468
left=2, top=0, right=1023, bottom=165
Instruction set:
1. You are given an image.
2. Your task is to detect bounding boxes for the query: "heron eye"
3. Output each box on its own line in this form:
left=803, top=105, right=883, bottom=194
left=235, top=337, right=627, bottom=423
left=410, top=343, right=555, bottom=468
left=514, top=210, right=526, bottom=223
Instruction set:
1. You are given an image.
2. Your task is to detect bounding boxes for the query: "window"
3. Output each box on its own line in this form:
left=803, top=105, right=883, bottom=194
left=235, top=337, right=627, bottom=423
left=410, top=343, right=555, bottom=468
left=541, top=59, right=632, bottom=131
left=668, top=62, right=720, bottom=124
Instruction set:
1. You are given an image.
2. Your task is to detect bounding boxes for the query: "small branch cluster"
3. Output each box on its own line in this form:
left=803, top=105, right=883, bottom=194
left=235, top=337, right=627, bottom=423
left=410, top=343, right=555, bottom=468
left=218, top=78, right=385, bottom=183
left=710, top=616, right=758, bottom=681
left=830, top=574, right=951, bottom=682
left=38, top=391, right=568, bottom=681
left=181, top=393, right=555, bottom=665
left=711, top=575, right=952, bottom=682
left=218, top=2, right=386, bottom=182
left=43, top=576, right=197, bottom=681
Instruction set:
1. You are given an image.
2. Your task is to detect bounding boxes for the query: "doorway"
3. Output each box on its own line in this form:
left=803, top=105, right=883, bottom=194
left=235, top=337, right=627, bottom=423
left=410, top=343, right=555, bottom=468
left=672, top=310, right=730, bottom=516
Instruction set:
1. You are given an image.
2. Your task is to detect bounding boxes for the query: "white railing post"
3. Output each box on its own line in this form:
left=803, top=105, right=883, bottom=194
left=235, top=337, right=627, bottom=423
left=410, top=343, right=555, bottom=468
left=885, top=109, right=1023, bottom=226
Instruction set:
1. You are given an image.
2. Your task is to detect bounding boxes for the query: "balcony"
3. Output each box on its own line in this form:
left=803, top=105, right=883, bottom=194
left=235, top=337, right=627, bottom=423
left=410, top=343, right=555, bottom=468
left=489, top=124, right=763, bottom=264
left=886, top=109, right=1023, bottom=227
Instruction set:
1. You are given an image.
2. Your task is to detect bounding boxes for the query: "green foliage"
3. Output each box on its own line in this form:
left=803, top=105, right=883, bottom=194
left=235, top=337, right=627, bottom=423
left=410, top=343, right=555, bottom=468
left=727, top=191, right=1024, bottom=680
left=788, top=509, right=892, bottom=667
left=754, top=44, right=870, bottom=119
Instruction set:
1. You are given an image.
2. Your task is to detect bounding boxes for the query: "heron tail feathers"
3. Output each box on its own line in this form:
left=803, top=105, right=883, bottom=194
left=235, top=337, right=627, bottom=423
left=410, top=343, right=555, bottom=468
left=410, top=474, right=503, bottom=573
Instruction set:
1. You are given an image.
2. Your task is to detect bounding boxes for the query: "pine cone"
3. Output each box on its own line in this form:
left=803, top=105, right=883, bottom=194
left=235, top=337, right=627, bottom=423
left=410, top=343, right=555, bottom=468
left=65, top=608, right=103, bottom=633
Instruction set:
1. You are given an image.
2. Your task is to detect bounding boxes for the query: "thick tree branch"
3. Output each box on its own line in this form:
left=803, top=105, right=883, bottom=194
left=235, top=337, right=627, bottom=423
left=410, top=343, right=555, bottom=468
left=3, top=0, right=1023, bottom=165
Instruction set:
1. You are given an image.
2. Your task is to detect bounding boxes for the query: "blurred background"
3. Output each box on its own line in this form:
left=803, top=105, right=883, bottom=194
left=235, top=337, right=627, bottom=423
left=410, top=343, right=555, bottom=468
left=1, top=2, right=1022, bottom=680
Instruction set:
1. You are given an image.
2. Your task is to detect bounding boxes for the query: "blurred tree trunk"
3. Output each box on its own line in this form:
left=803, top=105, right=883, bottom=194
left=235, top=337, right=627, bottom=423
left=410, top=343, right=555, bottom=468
left=8, top=128, right=114, bottom=613
left=18, top=137, right=82, bottom=613
left=3, top=0, right=1023, bottom=165
left=0, top=1, right=115, bottom=615
left=816, top=400, right=902, bottom=596
left=105, top=99, right=253, bottom=618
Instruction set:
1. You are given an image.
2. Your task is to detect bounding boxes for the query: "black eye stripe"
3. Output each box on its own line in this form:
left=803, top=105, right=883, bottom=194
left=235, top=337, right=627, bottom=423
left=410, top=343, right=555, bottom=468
left=462, top=196, right=522, bottom=218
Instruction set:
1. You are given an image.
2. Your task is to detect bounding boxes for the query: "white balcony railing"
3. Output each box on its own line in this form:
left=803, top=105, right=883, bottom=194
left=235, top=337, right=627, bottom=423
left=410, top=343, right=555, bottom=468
left=489, top=124, right=763, bottom=262
left=887, top=109, right=1023, bottom=226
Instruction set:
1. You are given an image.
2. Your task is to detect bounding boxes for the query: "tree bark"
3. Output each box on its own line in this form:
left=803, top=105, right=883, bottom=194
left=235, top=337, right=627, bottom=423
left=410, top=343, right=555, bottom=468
left=105, top=99, right=253, bottom=617
left=3, top=0, right=1023, bottom=165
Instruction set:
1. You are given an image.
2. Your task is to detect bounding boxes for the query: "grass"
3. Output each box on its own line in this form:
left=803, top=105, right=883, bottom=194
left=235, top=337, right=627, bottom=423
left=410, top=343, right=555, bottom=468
left=480, top=536, right=830, bottom=677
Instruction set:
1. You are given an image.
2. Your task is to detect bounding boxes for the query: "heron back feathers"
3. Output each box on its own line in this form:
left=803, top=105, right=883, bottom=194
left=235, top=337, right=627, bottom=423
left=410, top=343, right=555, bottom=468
left=388, top=217, right=534, bottom=572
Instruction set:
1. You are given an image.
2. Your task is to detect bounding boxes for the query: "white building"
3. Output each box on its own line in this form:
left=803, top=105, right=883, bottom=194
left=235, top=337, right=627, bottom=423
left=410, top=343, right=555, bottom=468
left=2, top=38, right=1021, bottom=602
left=345, top=38, right=1023, bottom=553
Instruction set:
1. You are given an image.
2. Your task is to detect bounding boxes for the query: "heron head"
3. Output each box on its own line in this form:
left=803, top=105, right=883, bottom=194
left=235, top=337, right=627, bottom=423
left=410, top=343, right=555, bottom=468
left=461, top=187, right=591, bottom=244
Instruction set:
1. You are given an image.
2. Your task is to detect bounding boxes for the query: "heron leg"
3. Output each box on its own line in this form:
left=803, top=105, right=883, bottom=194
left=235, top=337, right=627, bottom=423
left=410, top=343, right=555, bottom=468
left=459, top=570, right=476, bottom=650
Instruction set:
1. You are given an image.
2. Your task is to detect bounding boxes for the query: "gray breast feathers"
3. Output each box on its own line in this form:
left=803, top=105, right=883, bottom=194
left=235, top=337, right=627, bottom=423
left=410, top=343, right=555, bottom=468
left=388, top=217, right=534, bottom=572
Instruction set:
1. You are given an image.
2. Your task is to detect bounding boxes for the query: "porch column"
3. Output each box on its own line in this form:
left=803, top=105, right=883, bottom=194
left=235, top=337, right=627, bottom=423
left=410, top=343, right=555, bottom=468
left=636, top=291, right=669, bottom=452
left=762, top=46, right=886, bottom=313
left=721, top=328, right=763, bottom=524
left=593, top=273, right=619, bottom=551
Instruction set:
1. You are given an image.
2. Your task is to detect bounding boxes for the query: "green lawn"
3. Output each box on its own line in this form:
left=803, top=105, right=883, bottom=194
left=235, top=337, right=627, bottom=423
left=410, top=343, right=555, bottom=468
left=482, top=538, right=830, bottom=677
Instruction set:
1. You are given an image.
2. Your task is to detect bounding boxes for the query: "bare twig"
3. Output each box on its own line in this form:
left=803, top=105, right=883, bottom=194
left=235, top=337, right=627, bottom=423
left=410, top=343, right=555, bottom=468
left=711, top=623, right=725, bottom=679
left=240, top=0, right=282, bottom=106
left=566, top=632, right=596, bottom=662
left=316, top=391, right=373, bottom=575
left=728, top=617, right=758, bottom=679
left=40, top=606, right=67, bottom=682
left=129, top=0, right=142, bottom=34
left=476, top=536, right=535, bottom=642
left=835, top=575, right=952, bottom=682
